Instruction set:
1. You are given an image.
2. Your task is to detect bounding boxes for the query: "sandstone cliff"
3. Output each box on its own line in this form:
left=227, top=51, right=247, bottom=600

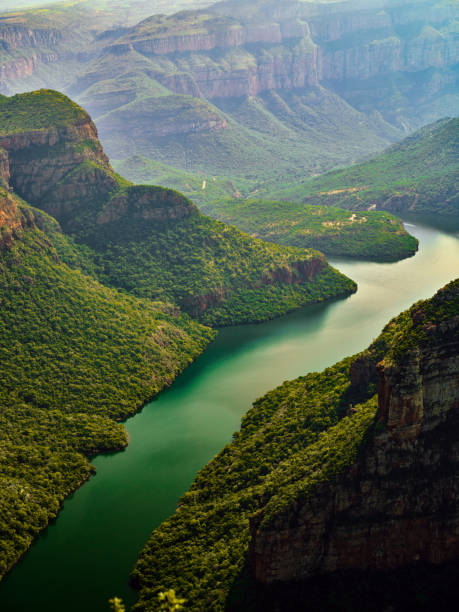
left=250, top=280, right=459, bottom=584
left=107, top=0, right=457, bottom=106
left=0, top=189, right=28, bottom=249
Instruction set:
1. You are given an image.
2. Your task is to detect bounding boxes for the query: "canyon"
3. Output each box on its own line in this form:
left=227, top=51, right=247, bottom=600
left=1, top=0, right=457, bottom=180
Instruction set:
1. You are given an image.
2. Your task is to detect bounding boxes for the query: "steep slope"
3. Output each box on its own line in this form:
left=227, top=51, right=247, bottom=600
left=131, top=279, right=459, bottom=612
left=0, top=0, right=217, bottom=95
left=0, top=90, right=356, bottom=326
left=266, top=117, right=459, bottom=216
left=201, top=198, right=419, bottom=261
left=0, top=187, right=214, bottom=580
left=67, top=0, right=458, bottom=182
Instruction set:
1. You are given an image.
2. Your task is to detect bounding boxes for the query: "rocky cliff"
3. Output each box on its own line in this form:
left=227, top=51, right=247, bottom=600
left=130, top=279, right=459, bottom=612
left=107, top=0, right=457, bottom=105
left=0, top=90, right=119, bottom=231
left=0, top=189, right=28, bottom=249
left=250, top=280, right=459, bottom=584
left=64, top=0, right=457, bottom=181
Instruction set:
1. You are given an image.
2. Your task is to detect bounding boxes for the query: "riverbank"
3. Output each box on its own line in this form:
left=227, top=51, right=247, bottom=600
left=0, top=215, right=458, bottom=611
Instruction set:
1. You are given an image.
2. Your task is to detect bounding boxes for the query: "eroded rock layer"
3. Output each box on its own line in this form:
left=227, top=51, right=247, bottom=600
left=250, top=282, right=459, bottom=583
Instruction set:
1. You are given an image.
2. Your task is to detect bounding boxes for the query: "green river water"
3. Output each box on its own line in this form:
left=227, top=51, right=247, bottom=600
left=0, top=216, right=458, bottom=611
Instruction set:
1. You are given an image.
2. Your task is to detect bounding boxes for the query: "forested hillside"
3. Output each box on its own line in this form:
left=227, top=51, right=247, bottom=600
left=0, top=188, right=214, bottom=580
left=0, top=90, right=357, bottom=327
left=266, top=118, right=458, bottom=216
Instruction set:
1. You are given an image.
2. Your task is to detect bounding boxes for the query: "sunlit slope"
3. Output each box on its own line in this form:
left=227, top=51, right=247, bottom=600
left=266, top=118, right=459, bottom=216
left=0, top=90, right=357, bottom=326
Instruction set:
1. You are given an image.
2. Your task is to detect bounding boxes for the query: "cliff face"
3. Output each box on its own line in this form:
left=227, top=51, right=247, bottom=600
left=109, top=0, right=457, bottom=104
left=250, top=283, right=459, bottom=583
left=0, top=24, right=62, bottom=88
left=0, top=111, right=117, bottom=231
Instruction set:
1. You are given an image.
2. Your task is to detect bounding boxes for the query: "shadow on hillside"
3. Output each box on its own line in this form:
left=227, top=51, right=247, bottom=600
left=225, top=558, right=459, bottom=611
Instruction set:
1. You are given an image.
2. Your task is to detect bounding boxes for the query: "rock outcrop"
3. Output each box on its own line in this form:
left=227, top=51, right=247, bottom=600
left=0, top=89, right=355, bottom=327
left=108, top=0, right=457, bottom=105
left=0, top=189, right=26, bottom=248
left=250, top=281, right=459, bottom=584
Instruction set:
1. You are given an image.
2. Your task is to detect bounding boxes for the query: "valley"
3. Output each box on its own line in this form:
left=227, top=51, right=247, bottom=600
left=1, top=0, right=457, bottom=192
left=0, top=216, right=457, bottom=611
left=0, top=0, right=457, bottom=610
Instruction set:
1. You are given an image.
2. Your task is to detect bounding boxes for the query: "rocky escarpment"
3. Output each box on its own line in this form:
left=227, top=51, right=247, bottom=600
left=107, top=0, right=457, bottom=103
left=0, top=90, right=122, bottom=231
left=0, top=101, right=111, bottom=199
left=249, top=281, right=459, bottom=584
left=0, top=23, right=62, bottom=90
left=0, top=89, right=356, bottom=327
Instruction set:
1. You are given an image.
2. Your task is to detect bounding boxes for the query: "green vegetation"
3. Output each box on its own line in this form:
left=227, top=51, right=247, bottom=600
left=265, top=118, right=459, bottom=216
left=0, top=87, right=358, bottom=579
left=112, top=156, right=253, bottom=206
left=373, top=278, right=459, bottom=366
left=132, top=280, right=459, bottom=611
left=0, top=196, right=214, bottom=580
left=0, top=90, right=89, bottom=134
left=69, top=207, right=356, bottom=327
left=0, top=89, right=357, bottom=327
left=132, top=355, right=378, bottom=611
left=95, top=86, right=396, bottom=183
left=202, top=198, right=419, bottom=261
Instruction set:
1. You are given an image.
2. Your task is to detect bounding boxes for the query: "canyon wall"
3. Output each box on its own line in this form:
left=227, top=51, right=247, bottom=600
left=108, top=0, right=457, bottom=101
left=249, top=285, right=459, bottom=583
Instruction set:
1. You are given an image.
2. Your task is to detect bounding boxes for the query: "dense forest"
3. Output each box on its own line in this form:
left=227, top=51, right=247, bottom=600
left=0, top=192, right=214, bottom=579
left=202, top=199, right=418, bottom=261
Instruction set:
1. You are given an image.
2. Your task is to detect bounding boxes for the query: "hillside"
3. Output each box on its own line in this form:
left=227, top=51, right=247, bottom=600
left=0, top=187, right=214, bottom=580
left=201, top=199, right=419, bottom=261
left=71, top=0, right=457, bottom=184
left=132, top=279, right=459, bottom=611
left=0, top=90, right=356, bottom=326
left=265, top=118, right=459, bottom=216
left=2, top=0, right=457, bottom=192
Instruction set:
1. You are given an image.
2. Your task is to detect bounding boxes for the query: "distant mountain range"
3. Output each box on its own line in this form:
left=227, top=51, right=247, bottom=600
left=1, top=0, right=457, bottom=189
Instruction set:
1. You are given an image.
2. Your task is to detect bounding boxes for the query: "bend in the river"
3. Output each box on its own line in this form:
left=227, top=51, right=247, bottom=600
left=0, top=215, right=458, bottom=611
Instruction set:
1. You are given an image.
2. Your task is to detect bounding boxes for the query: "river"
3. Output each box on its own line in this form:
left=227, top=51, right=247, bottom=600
left=0, top=216, right=458, bottom=611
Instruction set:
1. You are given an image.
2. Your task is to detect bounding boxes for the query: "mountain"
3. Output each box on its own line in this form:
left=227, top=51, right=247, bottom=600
left=0, top=1, right=217, bottom=96
left=0, top=89, right=356, bottom=326
left=263, top=117, right=459, bottom=216
left=201, top=199, right=419, bottom=261
left=131, top=279, right=459, bottom=611
left=0, top=186, right=214, bottom=580
left=69, top=0, right=457, bottom=183
left=2, top=0, right=457, bottom=192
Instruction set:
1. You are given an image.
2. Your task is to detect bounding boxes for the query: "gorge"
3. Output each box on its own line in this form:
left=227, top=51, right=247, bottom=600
left=0, top=0, right=457, bottom=610
left=0, top=216, right=457, bottom=611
